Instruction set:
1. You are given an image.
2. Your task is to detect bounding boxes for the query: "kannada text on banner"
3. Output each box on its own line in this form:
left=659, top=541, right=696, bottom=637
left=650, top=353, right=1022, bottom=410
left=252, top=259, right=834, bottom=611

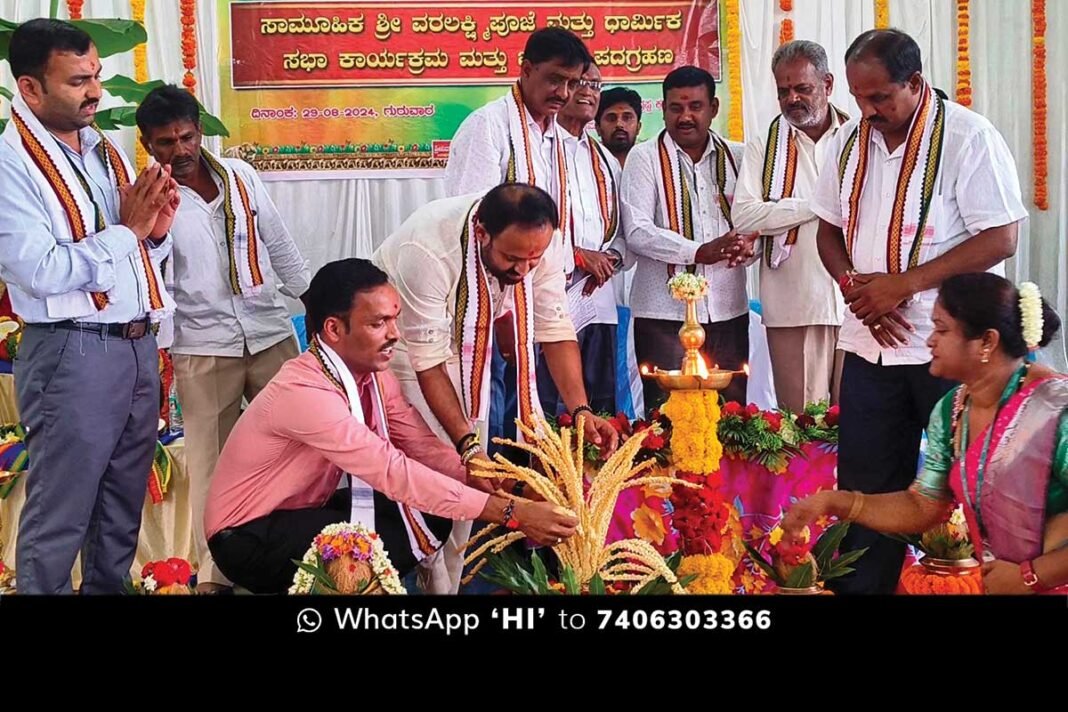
left=220, top=1, right=726, bottom=178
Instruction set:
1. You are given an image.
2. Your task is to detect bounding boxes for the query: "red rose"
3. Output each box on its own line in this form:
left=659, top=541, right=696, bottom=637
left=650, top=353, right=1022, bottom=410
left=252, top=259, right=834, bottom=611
left=745, top=403, right=761, bottom=419
left=650, top=408, right=661, bottom=421
left=557, top=413, right=573, bottom=427
left=797, top=413, right=816, bottom=428
left=826, top=405, right=840, bottom=426
left=722, top=401, right=744, bottom=418
left=168, top=557, right=192, bottom=584
left=141, top=562, right=155, bottom=579
left=763, top=412, right=783, bottom=432
left=151, top=562, right=178, bottom=587
left=705, top=471, right=724, bottom=490
left=643, top=432, right=666, bottom=450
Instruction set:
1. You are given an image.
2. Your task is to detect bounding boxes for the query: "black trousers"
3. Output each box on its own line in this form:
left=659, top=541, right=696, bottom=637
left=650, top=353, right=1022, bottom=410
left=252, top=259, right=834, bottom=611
left=536, top=323, right=617, bottom=417
left=208, top=489, right=350, bottom=594
left=633, top=313, right=749, bottom=411
left=832, top=353, right=955, bottom=594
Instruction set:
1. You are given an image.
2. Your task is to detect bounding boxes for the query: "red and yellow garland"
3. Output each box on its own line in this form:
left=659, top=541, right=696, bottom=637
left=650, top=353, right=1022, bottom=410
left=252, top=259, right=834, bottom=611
left=779, top=0, right=794, bottom=45
left=874, top=0, right=890, bottom=29
left=724, top=0, right=743, bottom=142
left=1033, top=0, right=1048, bottom=210
left=181, top=0, right=198, bottom=95
left=956, top=1, right=972, bottom=107
left=66, top=0, right=84, bottom=20
left=131, top=0, right=149, bottom=170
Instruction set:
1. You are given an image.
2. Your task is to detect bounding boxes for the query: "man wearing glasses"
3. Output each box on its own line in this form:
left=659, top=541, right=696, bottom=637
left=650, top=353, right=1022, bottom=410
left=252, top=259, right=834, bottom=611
left=535, top=62, right=630, bottom=417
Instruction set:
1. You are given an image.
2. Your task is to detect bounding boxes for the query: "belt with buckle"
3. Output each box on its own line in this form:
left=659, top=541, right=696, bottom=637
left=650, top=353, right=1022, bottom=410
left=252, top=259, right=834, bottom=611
left=31, top=318, right=157, bottom=340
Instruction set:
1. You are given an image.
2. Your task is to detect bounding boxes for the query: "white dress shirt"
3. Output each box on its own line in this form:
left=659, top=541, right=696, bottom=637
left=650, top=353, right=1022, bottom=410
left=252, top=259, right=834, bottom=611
left=443, top=91, right=564, bottom=199
left=620, top=132, right=747, bottom=323
left=811, top=100, right=1028, bottom=365
left=562, top=129, right=627, bottom=326
left=0, top=126, right=171, bottom=324
left=372, top=194, right=575, bottom=377
left=167, top=157, right=310, bottom=357
left=733, top=110, right=847, bottom=329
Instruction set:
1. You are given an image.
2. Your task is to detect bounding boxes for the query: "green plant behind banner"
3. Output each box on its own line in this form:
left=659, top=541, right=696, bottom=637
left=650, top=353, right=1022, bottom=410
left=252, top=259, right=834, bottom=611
left=0, top=14, right=226, bottom=136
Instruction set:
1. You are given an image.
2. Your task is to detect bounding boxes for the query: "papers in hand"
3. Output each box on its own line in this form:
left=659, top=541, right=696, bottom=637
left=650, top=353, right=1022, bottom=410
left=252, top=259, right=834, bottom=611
left=566, top=276, right=597, bottom=333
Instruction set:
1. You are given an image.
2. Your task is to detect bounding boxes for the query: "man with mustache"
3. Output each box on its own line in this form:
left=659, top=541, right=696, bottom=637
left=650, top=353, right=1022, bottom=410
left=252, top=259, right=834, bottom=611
left=810, top=29, right=1027, bottom=593
left=536, top=62, right=630, bottom=418
left=595, top=86, right=643, bottom=168
left=374, top=184, right=619, bottom=592
left=733, top=41, right=848, bottom=414
left=0, top=20, right=178, bottom=593
left=204, top=259, right=579, bottom=594
left=135, top=85, right=311, bottom=595
left=620, top=66, right=755, bottom=409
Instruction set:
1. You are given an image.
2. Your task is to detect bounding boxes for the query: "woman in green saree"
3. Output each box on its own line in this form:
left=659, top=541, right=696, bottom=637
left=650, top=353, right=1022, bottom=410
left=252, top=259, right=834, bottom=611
left=784, top=274, right=1068, bottom=593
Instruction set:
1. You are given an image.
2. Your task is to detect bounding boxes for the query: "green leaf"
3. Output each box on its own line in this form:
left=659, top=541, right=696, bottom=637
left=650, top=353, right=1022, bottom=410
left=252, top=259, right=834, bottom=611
left=743, top=541, right=781, bottom=584
left=823, top=547, right=868, bottom=579
left=529, top=551, right=551, bottom=589
left=784, top=562, right=815, bottom=588
left=0, top=19, right=19, bottom=61
left=0, top=85, right=12, bottom=101
left=813, top=522, right=850, bottom=573
left=69, top=19, right=147, bottom=58
left=587, top=572, right=607, bottom=596
left=102, top=74, right=164, bottom=102
left=198, top=110, right=230, bottom=138
left=561, top=564, right=581, bottom=595
left=93, top=106, right=138, bottom=131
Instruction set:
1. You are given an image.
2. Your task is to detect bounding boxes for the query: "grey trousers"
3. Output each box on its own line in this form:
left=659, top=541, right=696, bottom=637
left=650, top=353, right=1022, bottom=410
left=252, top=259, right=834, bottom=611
left=15, top=323, right=160, bottom=594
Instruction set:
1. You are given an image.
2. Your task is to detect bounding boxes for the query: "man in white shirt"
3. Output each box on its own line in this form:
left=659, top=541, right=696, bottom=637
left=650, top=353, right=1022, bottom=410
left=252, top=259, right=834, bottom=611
left=811, top=29, right=1027, bottom=594
left=595, top=86, right=643, bottom=168
left=0, top=20, right=178, bottom=594
left=734, top=41, right=847, bottom=414
left=374, top=184, right=619, bottom=592
left=536, top=62, right=628, bottom=417
left=443, top=27, right=592, bottom=461
left=621, top=66, right=755, bottom=409
left=136, top=85, right=311, bottom=594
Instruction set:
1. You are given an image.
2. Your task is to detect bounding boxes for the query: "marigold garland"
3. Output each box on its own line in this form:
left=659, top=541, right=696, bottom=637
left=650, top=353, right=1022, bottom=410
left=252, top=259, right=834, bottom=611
left=1032, top=0, right=1048, bottom=210
left=131, top=0, right=149, bottom=170
left=874, top=0, right=890, bottom=29
left=661, top=390, right=722, bottom=474
left=66, top=0, right=84, bottom=20
left=901, top=564, right=982, bottom=594
left=779, top=0, right=794, bottom=46
left=181, top=0, right=198, bottom=95
left=779, top=18, right=794, bottom=45
left=956, top=1, right=972, bottom=107
left=724, top=0, right=743, bottom=142
left=678, top=553, right=736, bottom=594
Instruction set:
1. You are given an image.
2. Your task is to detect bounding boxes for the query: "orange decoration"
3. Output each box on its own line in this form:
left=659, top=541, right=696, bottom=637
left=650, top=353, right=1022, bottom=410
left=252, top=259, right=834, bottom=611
left=901, top=564, right=983, bottom=595
left=181, top=0, right=198, bottom=96
left=956, top=1, right=972, bottom=108
left=779, top=18, right=794, bottom=45
left=1033, top=0, right=1048, bottom=210
left=66, top=0, right=84, bottom=20
left=779, top=0, right=793, bottom=11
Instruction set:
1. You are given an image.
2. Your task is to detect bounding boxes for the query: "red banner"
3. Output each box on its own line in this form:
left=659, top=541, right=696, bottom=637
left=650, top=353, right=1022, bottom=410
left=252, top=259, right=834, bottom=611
left=229, top=1, right=713, bottom=88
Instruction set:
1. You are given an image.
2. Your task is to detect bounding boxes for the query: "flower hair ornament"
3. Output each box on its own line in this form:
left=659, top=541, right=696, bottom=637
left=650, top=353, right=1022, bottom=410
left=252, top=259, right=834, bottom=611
left=1018, top=282, right=1044, bottom=358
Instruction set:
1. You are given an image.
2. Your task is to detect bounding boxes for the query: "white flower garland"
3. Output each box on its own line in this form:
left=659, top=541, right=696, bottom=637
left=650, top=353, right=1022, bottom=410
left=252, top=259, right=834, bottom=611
left=668, top=273, right=709, bottom=301
left=1018, top=281, right=1044, bottom=350
left=289, top=522, right=407, bottom=595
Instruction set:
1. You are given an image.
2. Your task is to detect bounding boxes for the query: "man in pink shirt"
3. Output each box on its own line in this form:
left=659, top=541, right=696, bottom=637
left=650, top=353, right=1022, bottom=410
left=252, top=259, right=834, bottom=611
left=205, top=259, right=577, bottom=593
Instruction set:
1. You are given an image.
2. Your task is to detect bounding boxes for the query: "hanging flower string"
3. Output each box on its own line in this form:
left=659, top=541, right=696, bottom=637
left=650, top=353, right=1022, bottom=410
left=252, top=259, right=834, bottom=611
left=874, top=0, right=890, bottom=29
left=131, top=0, right=149, bottom=170
left=181, top=0, right=198, bottom=96
left=956, top=0, right=972, bottom=107
left=1032, top=0, right=1048, bottom=210
left=66, top=0, right=84, bottom=20
left=779, top=0, right=794, bottom=45
left=724, top=0, right=743, bottom=142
